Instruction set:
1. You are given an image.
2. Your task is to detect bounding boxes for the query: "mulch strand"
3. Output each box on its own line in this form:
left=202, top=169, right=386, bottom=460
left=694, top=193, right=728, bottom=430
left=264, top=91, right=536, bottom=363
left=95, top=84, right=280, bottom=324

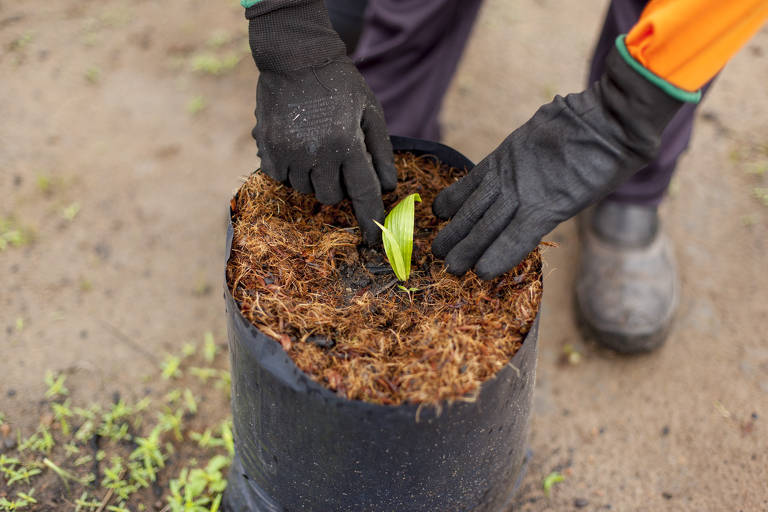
left=227, top=152, right=543, bottom=406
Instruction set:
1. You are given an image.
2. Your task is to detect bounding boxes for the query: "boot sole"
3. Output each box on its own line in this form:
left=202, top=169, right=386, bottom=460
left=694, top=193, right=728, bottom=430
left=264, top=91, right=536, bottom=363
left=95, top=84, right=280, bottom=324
left=573, top=290, right=673, bottom=354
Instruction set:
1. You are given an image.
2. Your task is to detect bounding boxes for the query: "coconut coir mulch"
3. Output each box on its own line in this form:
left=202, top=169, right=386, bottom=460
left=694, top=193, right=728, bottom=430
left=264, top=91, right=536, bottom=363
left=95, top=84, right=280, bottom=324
left=227, top=153, right=543, bottom=406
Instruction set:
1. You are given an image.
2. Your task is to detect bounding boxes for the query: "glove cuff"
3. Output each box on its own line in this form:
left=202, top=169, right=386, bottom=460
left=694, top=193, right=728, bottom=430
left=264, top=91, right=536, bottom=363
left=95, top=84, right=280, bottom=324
left=245, top=0, right=347, bottom=72
left=614, top=35, right=702, bottom=104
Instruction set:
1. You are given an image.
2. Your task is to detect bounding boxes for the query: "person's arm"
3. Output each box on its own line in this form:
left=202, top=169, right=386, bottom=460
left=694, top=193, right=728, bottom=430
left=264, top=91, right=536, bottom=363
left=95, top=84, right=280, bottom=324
left=243, top=0, right=397, bottom=244
left=431, top=0, right=767, bottom=279
left=624, top=0, right=768, bottom=94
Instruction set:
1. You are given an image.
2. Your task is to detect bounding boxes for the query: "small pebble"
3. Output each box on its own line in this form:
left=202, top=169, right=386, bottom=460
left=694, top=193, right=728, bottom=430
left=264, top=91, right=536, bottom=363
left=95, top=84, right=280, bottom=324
left=3, top=437, right=18, bottom=451
left=661, top=425, right=670, bottom=436
left=6, top=389, right=16, bottom=397
left=574, top=497, right=589, bottom=508
left=662, top=492, right=673, bottom=500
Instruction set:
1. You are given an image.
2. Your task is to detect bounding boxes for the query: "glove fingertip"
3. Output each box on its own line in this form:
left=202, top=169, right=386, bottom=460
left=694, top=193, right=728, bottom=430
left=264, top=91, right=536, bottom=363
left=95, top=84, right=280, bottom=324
left=432, top=189, right=456, bottom=220
left=378, top=161, right=398, bottom=193
left=474, top=259, right=507, bottom=281
left=444, top=250, right=473, bottom=277
left=430, top=225, right=457, bottom=259
left=361, top=217, right=384, bottom=246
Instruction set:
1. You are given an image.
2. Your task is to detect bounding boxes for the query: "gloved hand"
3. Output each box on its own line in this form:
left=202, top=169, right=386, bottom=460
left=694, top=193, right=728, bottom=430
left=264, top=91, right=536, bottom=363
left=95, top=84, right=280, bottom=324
left=245, top=0, right=397, bottom=244
left=432, top=41, right=692, bottom=279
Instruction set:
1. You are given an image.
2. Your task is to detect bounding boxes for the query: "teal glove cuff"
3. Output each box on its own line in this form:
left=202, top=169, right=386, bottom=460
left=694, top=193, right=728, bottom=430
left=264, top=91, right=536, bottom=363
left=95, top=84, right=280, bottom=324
left=615, top=35, right=701, bottom=104
left=241, top=0, right=260, bottom=7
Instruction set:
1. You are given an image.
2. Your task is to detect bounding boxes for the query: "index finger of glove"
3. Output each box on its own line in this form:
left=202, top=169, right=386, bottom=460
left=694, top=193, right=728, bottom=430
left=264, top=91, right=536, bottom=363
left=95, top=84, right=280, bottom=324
left=342, top=149, right=385, bottom=245
left=474, top=213, right=557, bottom=280
left=362, top=105, right=398, bottom=193
left=431, top=172, right=500, bottom=259
left=443, top=198, right=518, bottom=276
left=432, top=164, right=487, bottom=219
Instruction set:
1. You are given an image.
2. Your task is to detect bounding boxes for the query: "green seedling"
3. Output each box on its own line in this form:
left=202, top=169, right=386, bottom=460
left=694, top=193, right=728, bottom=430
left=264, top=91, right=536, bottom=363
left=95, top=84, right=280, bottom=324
left=9, top=32, right=34, bottom=51
left=0, top=489, right=36, bottom=511
left=753, top=187, right=768, bottom=206
left=166, top=455, right=229, bottom=512
left=44, top=371, right=69, bottom=399
left=62, top=440, right=78, bottom=455
left=183, top=389, right=198, bottom=415
left=186, top=95, right=207, bottom=115
left=18, top=427, right=54, bottom=455
left=3, top=461, right=41, bottom=486
left=51, top=400, right=74, bottom=436
left=542, top=471, right=565, bottom=495
left=745, top=161, right=768, bottom=176
left=158, top=408, right=185, bottom=441
left=190, top=53, right=240, bottom=75
left=214, top=370, right=231, bottom=395
left=74, top=491, right=101, bottom=511
left=741, top=214, right=758, bottom=227
left=130, top=429, right=165, bottom=481
left=44, top=457, right=89, bottom=490
left=36, top=174, right=53, bottom=194
left=165, top=388, right=183, bottom=404
left=0, top=217, right=31, bottom=251
left=373, top=193, right=421, bottom=282
left=84, top=67, right=101, bottom=84
left=561, top=343, right=582, bottom=365
left=190, top=367, right=219, bottom=383
left=62, top=202, right=81, bottom=221
left=79, top=278, right=93, bottom=292
left=206, top=31, right=232, bottom=49
left=74, top=454, right=93, bottom=467
left=182, top=342, right=198, bottom=358
left=161, top=354, right=183, bottom=379
left=396, top=285, right=420, bottom=302
left=203, top=332, right=218, bottom=363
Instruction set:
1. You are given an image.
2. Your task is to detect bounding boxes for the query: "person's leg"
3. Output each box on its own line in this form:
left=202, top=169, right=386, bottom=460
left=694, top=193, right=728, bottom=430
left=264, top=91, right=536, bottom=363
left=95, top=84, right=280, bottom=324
left=325, top=0, right=369, bottom=55
left=351, top=0, right=485, bottom=141
left=576, top=0, right=714, bottom=353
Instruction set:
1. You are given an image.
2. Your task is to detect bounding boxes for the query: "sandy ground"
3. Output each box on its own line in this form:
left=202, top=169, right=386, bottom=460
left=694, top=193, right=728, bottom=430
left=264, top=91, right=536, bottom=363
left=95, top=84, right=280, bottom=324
left=2, top=0, right=767, bottom=510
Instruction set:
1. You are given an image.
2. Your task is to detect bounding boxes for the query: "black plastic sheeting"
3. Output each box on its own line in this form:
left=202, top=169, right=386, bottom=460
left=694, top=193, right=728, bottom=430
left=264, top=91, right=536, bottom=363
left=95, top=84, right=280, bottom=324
left=223, top=136, right=539, bottom=511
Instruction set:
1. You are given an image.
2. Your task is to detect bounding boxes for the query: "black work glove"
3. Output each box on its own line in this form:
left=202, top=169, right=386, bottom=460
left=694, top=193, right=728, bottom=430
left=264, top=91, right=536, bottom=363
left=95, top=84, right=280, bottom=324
left=246, top=0, right=397, bottom=244
left=431, top=44, right=688, bottom=279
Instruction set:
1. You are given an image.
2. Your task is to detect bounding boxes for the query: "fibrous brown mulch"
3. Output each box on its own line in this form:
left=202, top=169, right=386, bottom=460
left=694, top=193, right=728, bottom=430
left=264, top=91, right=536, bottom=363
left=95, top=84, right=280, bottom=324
left=227, top=153, right=543, bottom=406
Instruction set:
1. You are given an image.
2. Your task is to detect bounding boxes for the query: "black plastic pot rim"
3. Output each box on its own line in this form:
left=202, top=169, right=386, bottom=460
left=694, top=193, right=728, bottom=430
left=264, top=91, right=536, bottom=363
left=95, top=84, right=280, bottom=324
left=224, top=135, right=537, bottom=418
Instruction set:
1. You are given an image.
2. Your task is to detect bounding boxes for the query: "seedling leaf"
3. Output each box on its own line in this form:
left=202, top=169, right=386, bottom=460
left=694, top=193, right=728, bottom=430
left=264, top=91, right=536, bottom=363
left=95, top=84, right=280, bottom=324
left=374, top=193, right=421, bottom=281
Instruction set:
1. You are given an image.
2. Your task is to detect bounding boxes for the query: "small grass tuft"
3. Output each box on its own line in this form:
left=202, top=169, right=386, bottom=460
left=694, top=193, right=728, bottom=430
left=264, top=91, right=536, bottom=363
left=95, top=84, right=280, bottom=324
left=62, top=202, right=82, bottom=221
left=543, top=471, right=565, bottom=495
left=186, top=95, right=207, bottom=115
left=85, top=67, right=101, bottom=84
left=190, top=53, right=240, bottom=75
left=0, top=217, right=32, bottom=252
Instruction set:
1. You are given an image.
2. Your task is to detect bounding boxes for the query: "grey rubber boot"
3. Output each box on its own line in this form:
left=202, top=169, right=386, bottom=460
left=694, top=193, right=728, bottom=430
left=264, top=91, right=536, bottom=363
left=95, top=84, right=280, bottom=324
left=575, top=201, right=679, bottom=353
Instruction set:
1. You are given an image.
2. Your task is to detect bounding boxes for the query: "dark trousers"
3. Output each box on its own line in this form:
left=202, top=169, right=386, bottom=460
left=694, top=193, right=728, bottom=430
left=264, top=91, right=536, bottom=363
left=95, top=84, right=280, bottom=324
left=327, top=0, right=711, bottom=206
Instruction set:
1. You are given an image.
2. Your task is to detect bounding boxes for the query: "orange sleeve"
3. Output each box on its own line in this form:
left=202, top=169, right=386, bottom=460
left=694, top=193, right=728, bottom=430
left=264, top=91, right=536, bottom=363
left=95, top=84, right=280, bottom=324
left=625, top=0, right=768, bottom=92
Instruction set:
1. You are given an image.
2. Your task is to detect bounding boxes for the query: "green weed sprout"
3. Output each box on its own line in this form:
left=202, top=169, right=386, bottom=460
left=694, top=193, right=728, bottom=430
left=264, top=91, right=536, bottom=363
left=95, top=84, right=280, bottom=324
left=373, top=193, right=421, bottom=282
left=543, top=471, right=565, bottom=495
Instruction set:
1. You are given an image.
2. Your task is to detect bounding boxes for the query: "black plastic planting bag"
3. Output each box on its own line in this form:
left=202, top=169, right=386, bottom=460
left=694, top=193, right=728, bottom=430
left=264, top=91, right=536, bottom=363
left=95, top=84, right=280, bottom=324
left=223, top=137, right=539, bottom=511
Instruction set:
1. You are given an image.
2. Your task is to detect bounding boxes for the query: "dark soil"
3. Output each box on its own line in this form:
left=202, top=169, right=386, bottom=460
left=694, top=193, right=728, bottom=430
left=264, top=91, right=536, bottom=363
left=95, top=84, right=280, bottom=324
left=227, top=152, right=543, bottom=406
